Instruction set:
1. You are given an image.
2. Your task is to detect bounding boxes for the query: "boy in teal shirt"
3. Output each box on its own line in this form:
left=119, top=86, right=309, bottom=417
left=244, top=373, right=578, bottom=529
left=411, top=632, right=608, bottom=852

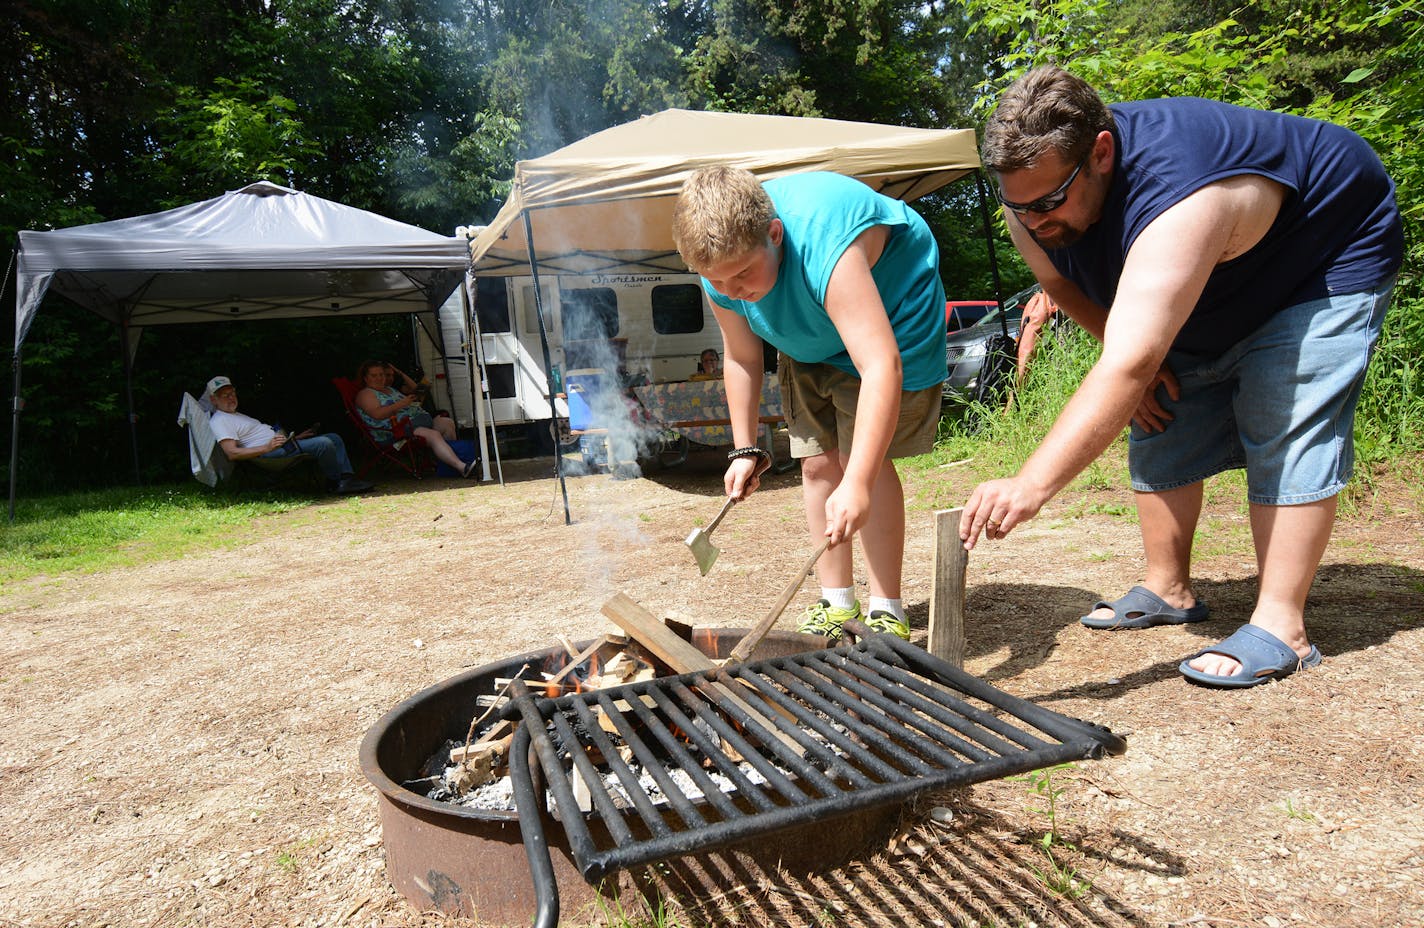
left=672, top=167, right=946, bottom=640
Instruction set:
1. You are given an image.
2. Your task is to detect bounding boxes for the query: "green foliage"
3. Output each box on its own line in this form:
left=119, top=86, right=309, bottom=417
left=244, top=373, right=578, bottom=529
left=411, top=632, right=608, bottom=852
left=7, top=0, right=1424, bottom=494
left=1012, top=762, right=1092, bottom=898
left=932, top=321, right=1114, bottom=486
left=477, top=1, right=692, bottom=159
left=1300, top=4, right=1424, bottom=471
left=389, top=110, right=520, bottom=228
left=957, top=0, right=1424, bottom=472
left=959, top=0, right=1287, bottom=111
left=1277, top=797, right=1318, bottom=822
left=1355, top=294, right=1424, bottom=465
left=164, top=79, right=320, bottom=189
left=684, top=0, right=955, bottom=123
left=918, top=181, right=1038, bottom=301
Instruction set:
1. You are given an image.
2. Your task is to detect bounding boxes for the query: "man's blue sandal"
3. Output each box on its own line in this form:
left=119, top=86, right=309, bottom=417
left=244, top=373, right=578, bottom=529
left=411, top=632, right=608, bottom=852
left=1179, top=624, right=1323, bottom=689
left=1080, top=585, right=1210, bottom=629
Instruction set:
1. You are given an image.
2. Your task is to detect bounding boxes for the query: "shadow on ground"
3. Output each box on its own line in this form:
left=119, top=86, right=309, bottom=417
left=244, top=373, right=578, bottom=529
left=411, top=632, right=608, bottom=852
left=901, top=562, right=1424, bottom=704
left=630, top=790, right=1171, bottom=928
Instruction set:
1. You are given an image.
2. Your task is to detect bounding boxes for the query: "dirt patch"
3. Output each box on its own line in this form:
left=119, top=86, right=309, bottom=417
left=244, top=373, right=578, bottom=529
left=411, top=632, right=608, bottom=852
left=1, top=447, right=1421, bottom=927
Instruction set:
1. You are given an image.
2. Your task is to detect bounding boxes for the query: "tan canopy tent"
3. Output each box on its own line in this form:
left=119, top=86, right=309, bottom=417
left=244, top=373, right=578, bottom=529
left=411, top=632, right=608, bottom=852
left=467, top=109, right=998, bottom=523
left=469, top=108, right=985, bottom=276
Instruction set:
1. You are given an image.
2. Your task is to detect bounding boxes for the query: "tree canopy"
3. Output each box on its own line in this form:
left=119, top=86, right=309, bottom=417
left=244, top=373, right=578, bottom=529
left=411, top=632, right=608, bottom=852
left=5, top=0, right=1421, bottom=490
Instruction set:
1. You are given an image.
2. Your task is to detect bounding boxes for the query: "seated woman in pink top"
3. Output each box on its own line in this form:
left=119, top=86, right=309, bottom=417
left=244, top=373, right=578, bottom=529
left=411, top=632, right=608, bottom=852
left=353, top=359, right=477, bottom=477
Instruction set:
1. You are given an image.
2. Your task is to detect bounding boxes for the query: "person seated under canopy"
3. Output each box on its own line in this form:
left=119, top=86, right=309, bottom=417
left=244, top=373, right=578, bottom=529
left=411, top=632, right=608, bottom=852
left=353, top=359, right=478, bottom=477
left=205, top=375, right=373, bottom=495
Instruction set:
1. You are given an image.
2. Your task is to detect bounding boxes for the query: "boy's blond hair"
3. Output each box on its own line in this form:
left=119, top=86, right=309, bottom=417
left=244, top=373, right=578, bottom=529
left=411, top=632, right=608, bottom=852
left=672, top=166, right=776, bottom=272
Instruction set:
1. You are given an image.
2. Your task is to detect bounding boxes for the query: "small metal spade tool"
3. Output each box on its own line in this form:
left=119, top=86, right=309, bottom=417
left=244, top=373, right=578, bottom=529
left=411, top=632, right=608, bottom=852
left=684, top=453, right=771, bottom=575
left=684, top=495, right=738, bottom=576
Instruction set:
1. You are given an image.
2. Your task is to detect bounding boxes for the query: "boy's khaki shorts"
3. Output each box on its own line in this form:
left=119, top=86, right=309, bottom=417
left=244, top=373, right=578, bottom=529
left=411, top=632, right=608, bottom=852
left=778, top=354, right=941, bottom=460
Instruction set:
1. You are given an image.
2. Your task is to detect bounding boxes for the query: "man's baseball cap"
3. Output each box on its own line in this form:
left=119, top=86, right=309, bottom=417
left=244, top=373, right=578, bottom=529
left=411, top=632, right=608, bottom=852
left=205, top=375, right=234, bottom=397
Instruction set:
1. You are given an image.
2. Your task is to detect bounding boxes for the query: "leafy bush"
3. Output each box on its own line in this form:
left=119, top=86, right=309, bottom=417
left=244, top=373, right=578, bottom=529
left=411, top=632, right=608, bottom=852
left=954, top=0, right=1424, bottom=479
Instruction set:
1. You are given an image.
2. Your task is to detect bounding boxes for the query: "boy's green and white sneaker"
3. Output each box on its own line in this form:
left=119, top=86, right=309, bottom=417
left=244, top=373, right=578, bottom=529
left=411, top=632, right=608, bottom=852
left=796, top=599, right=861, bottom=641
left=865, top=609, right=911, bottom=641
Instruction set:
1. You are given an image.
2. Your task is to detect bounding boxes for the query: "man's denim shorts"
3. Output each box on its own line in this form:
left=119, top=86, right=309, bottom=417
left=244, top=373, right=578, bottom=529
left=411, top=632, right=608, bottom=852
left=1129, top=279, right=1395, bottom=505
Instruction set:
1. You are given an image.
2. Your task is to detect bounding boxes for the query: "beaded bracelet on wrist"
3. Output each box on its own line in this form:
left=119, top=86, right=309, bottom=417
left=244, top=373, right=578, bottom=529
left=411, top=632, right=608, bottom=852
left=727, top=446, right=771, bottom=462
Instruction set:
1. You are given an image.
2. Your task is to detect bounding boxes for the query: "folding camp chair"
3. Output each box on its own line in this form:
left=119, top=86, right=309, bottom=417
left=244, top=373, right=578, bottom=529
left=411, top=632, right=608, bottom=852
left=331, top=377, right=432, bottom=480
left=176, top=393, right=323, bottom=492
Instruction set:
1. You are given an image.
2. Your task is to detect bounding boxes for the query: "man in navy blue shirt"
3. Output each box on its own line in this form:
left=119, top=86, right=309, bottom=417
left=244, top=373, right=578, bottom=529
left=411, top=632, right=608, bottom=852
left=961, top=66, right=1402, bottom=688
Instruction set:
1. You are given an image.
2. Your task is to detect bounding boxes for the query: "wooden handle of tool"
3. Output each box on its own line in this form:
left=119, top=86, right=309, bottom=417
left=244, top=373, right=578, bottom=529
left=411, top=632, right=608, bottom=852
left=704, top=453, right=772, bottom=534
left=726, top=538, right=830, bottom=665
left=703, top=493, right=738, bottom=535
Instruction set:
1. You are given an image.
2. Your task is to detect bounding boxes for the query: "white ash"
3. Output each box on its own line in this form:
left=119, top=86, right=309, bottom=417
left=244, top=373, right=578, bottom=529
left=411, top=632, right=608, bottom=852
left=441, top=759, right=773, bottom=814
left=609, top=759, right=771, bottom=808
left=450, top=768, right=517, bottom=809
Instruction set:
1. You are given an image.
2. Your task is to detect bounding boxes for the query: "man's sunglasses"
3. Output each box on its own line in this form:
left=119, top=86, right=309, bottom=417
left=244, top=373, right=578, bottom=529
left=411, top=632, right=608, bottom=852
left=997, top=150, right=1090, bottom=215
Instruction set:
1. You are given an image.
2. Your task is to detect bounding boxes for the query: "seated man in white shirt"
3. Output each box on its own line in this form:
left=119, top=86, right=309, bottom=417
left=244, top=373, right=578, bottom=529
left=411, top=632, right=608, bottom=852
left=205, top=375, right=373, bottom=495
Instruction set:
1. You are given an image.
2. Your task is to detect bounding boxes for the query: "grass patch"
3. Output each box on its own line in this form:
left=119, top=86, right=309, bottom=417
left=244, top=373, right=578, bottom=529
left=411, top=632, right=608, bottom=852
left=924, top=323, right=1118, bottom=481
left=1277, top=797, right=1318, bottom=823
left=0, top=483, right=317, bottom=585
left=924, top=314, right=1423, bottom=522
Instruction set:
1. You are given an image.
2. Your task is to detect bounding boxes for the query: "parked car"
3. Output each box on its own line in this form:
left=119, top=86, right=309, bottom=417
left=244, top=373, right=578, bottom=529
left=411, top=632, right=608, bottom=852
left=945, top=300, right=997, bottom=333
left=942, top=285, right=1042, bottom=404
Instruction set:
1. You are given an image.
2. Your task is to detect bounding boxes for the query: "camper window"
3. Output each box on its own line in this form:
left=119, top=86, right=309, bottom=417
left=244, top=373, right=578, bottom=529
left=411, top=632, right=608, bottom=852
left=651, top=284, right=706, bottom=335
left=474, top=277, right=511, bottom=333
left=519, top=282, right=558, bottom=337
left=560, top=287, right=619, bottom=341
left=486, top=363, right=517, bottom=399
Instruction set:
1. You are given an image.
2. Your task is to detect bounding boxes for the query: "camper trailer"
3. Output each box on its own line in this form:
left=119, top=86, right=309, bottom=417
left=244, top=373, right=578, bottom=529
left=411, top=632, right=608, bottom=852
left=416, top=272, right=723, bottom=442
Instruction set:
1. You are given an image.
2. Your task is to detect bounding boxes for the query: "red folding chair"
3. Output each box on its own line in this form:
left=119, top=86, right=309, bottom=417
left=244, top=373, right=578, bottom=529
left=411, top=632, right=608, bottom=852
left=332, top=377, right=432, bottom=479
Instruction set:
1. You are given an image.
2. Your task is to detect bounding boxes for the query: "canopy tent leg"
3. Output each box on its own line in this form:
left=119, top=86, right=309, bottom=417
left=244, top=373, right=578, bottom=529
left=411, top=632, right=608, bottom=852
left=118, top=316, right=142, bottom=484
left=464, top=270, right=503, bottom=485
left=523, top=210, right=570, bottom=525
left=8, top=350, right=20, bottom=523
left=412, top=302, right=457, bottom=434
left=6, top=248, right=18, bottom=521
left=974, top=170, right=1007, bottom=316
left=409, top=306, right=459, bottom=400
left=424, top=281, right=498, bottom=483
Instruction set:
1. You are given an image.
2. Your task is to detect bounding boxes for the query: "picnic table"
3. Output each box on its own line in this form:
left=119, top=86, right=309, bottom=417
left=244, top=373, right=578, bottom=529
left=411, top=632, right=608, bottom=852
left=632, top=377, right=791, bottom=470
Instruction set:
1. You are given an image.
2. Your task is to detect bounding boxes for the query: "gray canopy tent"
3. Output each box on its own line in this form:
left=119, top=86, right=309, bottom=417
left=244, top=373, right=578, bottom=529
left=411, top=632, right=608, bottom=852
left=10, top=180, right=479, bottom=517
left=466, top=108, right=1002, bottom=522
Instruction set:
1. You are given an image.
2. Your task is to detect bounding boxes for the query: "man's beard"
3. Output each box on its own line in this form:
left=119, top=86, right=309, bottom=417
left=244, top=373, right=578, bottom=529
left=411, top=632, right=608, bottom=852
left=1029, top=221, right=1086, bottom=250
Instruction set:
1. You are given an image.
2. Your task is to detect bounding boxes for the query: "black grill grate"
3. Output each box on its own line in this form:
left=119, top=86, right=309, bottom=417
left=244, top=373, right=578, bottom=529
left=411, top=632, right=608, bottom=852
left=505, top=625, right=1125, bottom=921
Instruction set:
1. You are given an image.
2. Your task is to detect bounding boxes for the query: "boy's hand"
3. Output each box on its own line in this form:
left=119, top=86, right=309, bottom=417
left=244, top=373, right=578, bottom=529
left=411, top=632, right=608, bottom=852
left=824, top=482, right=870, bottom=546
left=724, top=456, right=766, bottom=500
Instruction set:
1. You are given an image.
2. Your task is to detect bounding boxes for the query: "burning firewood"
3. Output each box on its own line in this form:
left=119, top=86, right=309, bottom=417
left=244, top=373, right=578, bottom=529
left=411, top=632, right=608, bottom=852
left=449, top=722, right=514, bottom=764
left=447, top=734, right=515, bottom=790
left=600, top=593, right=805, bottom=757
left=449, top=612, right=792, bottom=803
left=449, top=664, right=531, bottom=792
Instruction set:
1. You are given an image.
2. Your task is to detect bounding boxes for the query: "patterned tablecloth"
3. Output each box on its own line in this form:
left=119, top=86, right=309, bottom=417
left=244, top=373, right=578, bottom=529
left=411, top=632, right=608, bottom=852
left=631, top=377, right=783, bottom=448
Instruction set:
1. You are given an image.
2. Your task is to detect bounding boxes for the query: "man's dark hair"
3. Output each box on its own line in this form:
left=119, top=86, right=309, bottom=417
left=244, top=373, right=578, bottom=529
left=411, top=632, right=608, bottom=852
left=981, top=65, right=1116, bottom=173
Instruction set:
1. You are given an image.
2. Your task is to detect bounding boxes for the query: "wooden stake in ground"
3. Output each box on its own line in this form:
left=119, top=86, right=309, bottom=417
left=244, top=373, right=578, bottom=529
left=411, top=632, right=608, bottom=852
left=927, top=507, right=967, bottom=667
